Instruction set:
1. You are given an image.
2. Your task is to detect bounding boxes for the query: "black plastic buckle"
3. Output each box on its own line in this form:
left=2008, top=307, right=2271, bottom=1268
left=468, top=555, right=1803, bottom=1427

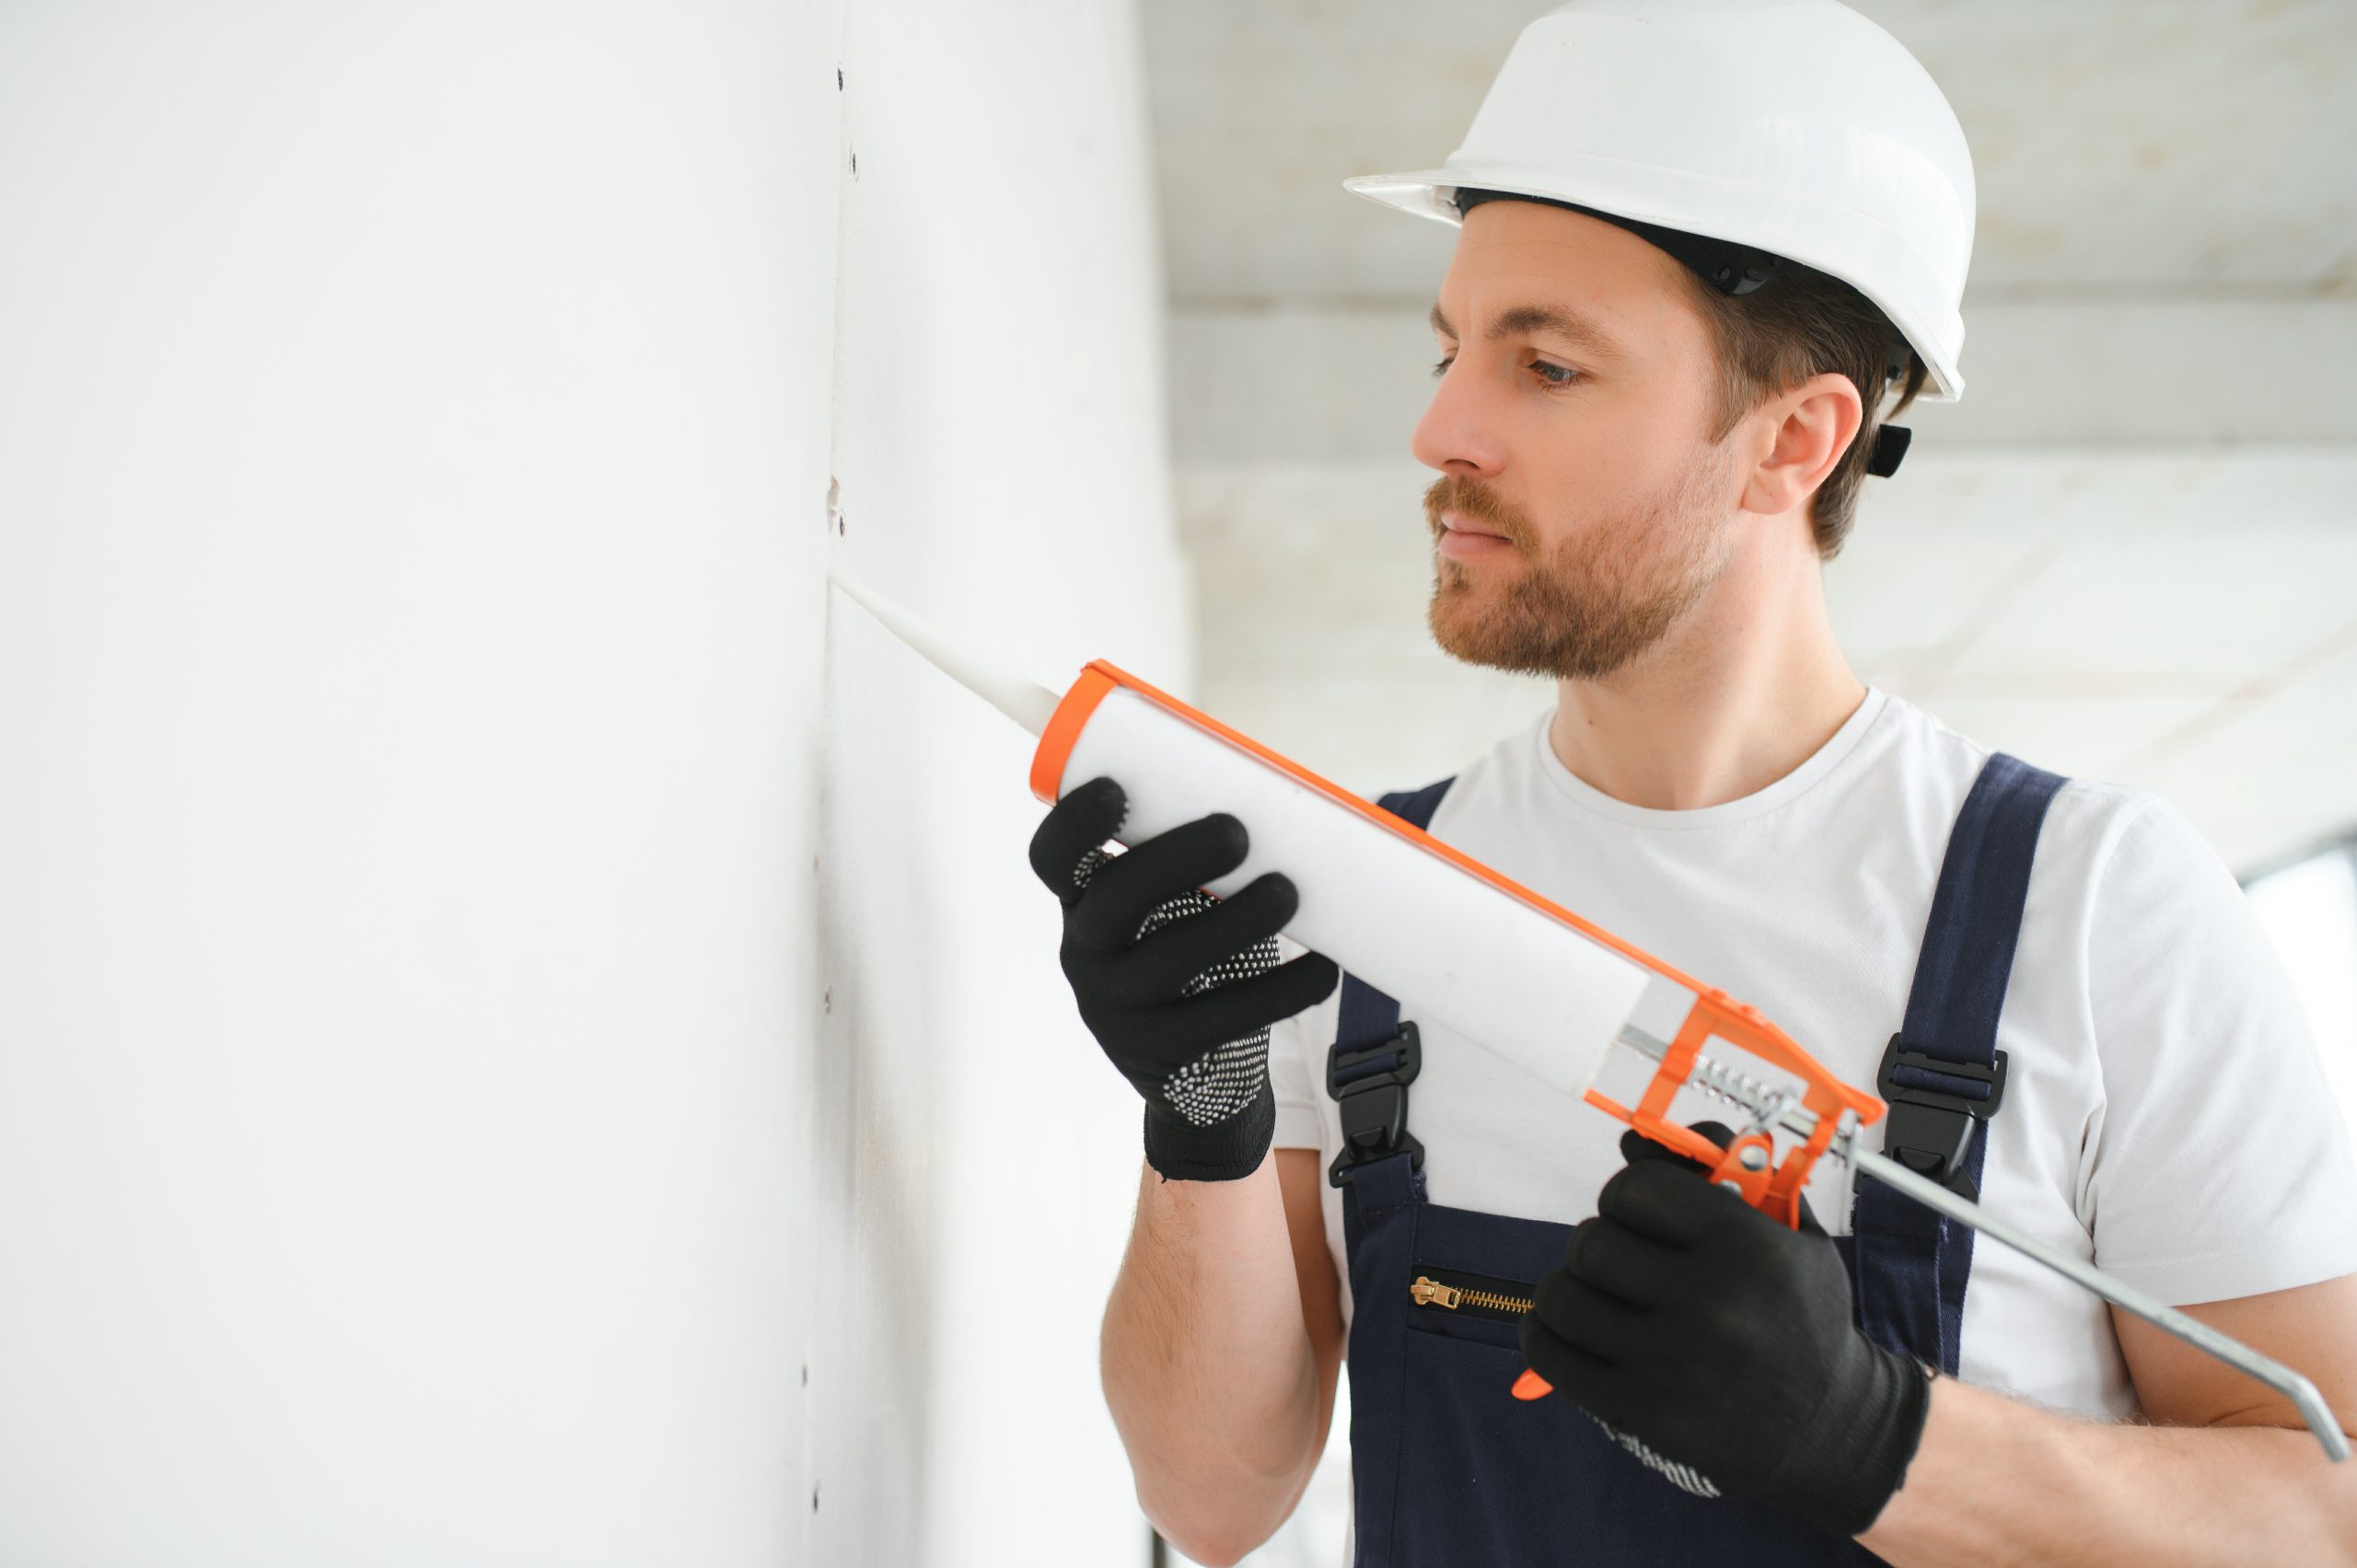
left=1327, top=1021, right=1423, bottom=1188
left=1875, top=1033, right=2007, bottom=1201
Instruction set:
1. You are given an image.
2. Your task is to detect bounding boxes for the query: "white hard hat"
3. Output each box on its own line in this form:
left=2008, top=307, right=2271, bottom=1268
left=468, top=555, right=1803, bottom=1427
left=1342, top=0, right=1977, bottom=402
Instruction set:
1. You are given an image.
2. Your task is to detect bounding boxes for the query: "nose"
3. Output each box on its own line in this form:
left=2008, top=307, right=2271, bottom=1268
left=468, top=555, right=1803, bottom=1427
left=1410, top=357, right=1508, bottom=480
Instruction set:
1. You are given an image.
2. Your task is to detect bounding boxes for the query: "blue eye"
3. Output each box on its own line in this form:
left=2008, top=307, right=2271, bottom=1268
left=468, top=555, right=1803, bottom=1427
left=1428, top=355, right=1580, bottom=388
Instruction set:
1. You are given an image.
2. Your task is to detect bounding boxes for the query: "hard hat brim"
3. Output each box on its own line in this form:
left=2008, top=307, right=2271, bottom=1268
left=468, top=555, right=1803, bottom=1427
left=1343, top=167, right=1965, bottom=403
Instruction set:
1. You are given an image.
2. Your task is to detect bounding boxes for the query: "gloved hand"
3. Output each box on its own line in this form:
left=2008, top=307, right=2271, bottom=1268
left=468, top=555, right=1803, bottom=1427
left=1028, top=775, right=1341, bottom=1182
left=1517, top=1121, right=1933, bottom=1538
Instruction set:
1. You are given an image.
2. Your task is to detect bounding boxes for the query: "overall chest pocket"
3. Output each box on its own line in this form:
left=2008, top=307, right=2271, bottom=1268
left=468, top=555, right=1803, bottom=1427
left=1392, top=1270, right=1605, bottom=1564
left=1404, top=1261, right=1535, bottom=1350
left=1386, top=1261, right=1883, bottom=1567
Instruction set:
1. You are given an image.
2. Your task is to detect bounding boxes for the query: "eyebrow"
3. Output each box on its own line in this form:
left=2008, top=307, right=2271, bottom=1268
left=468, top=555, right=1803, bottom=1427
left=1429, top=300, right=1624, bottom=363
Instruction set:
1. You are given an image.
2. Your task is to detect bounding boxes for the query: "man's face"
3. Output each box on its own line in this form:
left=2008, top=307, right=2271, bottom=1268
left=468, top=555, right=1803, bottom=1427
left=1413, top=199, right=1746, bottom=681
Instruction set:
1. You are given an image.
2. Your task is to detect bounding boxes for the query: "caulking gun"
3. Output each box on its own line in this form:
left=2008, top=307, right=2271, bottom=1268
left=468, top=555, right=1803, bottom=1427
left=830, top=571, right=2350, bottom=1462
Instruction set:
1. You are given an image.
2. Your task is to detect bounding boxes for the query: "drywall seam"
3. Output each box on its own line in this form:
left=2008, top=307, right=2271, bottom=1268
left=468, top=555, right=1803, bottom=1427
left=807, top=3, right=853, bottom=1561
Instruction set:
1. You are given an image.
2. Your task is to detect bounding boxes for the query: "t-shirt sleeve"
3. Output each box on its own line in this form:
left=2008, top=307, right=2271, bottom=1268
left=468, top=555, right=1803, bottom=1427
left=1268, top=932, right=1335, bottom=1151
left=2083, top=796, right=2357, bottom=1303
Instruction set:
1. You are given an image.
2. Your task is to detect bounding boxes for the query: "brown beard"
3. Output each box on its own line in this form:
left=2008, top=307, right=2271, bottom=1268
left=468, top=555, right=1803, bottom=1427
left=1424, top=443, right=1741, bottom=681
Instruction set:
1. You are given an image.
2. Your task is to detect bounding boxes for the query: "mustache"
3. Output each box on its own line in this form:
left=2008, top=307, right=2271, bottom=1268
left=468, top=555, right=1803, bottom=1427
left=1427, top=483, right=1522, bottom=543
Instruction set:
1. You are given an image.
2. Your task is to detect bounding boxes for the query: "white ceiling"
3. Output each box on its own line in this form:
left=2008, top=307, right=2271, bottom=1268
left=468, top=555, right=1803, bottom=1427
left=1141, top=0, right=2357, bottom=303
left=1142, top=0, right=2357, bottom=877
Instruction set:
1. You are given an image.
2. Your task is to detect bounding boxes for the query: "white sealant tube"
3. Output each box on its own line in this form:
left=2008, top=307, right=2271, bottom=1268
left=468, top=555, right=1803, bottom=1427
left=829, top=569, right=1652, bottom=1095
left=1031, top=664, right=1651, bottom=1098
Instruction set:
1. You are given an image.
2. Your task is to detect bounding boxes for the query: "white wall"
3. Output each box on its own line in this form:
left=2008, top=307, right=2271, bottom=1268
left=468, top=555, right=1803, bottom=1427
left=0, top=1, right=1180, bottom=1562
left=817, top=0, right=1190, bottom=1562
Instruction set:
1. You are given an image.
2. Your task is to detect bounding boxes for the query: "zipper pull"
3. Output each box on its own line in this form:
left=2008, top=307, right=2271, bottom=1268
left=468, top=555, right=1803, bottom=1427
left=1411, top=1275, right=1462, bottom=1309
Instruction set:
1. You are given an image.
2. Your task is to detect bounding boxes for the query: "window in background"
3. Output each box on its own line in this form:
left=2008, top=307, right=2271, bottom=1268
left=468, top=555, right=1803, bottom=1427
left=2246, top=838, right=2357, bottom=1139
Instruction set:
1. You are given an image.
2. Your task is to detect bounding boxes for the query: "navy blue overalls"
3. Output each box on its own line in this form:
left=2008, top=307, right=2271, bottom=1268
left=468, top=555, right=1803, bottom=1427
left=1328, top=754, right=2065, bottom=1565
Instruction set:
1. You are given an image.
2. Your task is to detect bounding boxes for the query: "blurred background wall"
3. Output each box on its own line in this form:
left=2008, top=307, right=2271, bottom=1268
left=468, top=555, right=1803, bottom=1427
left=0, top=0, right=1180, bottom=1562
left=1149, top=0, right=2355, bottom=866
left=1138, top=1, right=2356, bottom=1562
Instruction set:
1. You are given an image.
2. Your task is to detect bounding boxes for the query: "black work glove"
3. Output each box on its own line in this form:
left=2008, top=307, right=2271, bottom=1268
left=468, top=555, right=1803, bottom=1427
left=1517, top=1121, right=1933, bottom=1538
left=1028, top=775, right=1341, bottom=1182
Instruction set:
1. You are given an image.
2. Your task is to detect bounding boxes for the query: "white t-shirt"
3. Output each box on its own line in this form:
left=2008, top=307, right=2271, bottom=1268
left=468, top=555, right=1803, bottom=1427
left=1269, top=686, right=2357, bottom=1421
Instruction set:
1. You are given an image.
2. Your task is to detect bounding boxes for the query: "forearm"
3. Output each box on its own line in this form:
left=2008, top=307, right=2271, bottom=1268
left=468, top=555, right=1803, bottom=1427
left=1860, top=1376, right=2357, bottom=1566
left=1100, top=1152, right=1325, bottom=1562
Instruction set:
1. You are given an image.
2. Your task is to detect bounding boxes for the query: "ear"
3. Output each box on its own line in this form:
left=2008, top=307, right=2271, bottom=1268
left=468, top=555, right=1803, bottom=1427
left=1737, top=371, right=1864, bottom=518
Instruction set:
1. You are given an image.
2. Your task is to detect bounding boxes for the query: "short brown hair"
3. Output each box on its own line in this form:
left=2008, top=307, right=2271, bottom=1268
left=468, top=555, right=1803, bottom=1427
left=1676, top=265, right=1929, bottom=561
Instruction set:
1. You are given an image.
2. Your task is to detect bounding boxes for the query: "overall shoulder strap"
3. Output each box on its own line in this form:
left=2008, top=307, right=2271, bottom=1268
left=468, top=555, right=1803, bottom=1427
left=1849, top=751, right=2069, bottom=1374
left=1326, top=776, right=1455, bottom=1191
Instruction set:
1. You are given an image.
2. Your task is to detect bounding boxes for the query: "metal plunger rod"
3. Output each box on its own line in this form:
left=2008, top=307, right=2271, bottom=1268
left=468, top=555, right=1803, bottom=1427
left=1852, top=1145, right=2349, bottom=1462
left=1613, top=1025, right=2351, bottom=1463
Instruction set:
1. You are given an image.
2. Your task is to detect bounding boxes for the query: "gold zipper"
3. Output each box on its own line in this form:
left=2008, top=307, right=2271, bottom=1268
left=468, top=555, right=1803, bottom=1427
left=1411, top=1274, right=1533, bottom=1314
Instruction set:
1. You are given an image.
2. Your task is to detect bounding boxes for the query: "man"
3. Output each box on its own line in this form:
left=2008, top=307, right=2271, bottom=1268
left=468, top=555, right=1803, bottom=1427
left=1028, top=2, right=2357, bottom=1562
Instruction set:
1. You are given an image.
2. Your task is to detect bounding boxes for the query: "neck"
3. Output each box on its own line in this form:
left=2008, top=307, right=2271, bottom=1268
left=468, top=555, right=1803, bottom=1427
left=1548, top=532, right=1864, bottom=810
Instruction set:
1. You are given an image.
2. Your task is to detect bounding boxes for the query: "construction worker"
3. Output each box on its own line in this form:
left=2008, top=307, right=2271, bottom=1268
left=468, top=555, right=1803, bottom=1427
left=1027, top=1, right=2357, bottom=1562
